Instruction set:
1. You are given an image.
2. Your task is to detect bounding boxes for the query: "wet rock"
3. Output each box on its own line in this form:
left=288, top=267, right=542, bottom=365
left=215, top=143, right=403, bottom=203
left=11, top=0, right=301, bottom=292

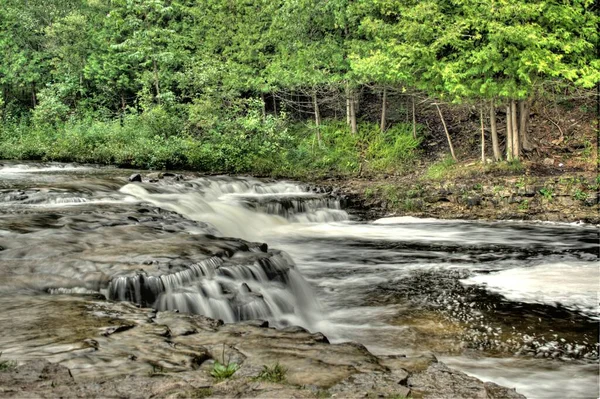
left=0, top=360, right=74, bottom=387
left=380, top=353, right=437, bottom=373
left=466, top=196, right=481, bottom=207
left=408, top=362, right=525, bottom=399
left=128, top=173, right=142, bottom=182
left=484, top=382, right=527, bottom=399
left=241, top=319, right=270, bottom=328
left=329, top=372, right=411, bottom=398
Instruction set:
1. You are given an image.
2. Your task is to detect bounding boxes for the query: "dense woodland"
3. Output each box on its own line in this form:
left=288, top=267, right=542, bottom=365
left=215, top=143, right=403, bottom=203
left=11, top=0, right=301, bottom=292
left=0, top=0, right=598, bottom=176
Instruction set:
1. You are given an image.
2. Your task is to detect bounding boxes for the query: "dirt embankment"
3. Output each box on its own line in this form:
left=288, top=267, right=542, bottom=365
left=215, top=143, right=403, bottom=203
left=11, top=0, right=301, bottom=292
left=314, top=166, right=599, bottom=224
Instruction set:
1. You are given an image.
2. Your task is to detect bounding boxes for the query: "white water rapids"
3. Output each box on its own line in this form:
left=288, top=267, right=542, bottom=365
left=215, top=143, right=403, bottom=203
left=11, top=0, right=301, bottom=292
left=0, top=163, right=598, bottom=398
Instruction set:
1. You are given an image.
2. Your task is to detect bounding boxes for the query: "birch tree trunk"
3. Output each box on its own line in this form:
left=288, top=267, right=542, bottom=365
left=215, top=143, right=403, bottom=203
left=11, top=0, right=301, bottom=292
left=506, top=104, right=513, bottom=161
left=345, top=83, right=351, bottom=125
left=435, top=103, right=457, bottom=161
left=349, top=91, right=358, bottom=135
left=511, top=99, right=520, bottom=160
left=153, top=58, right=160, bottom=103
left=480, top=106, right=485, bottom=164
left=261, top=92, right=266, bottom=121
left=312, top=91, right=321, bottom=144
left=380, top=87, right=387, bottom=133
left=412, top=96, right=417, bottom=139
left=490, top=99, right=501, bottom=161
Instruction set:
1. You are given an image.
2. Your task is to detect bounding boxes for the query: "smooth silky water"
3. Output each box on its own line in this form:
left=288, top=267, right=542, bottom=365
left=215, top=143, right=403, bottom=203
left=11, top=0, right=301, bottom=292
left=0, top=162, right=597, bottom=398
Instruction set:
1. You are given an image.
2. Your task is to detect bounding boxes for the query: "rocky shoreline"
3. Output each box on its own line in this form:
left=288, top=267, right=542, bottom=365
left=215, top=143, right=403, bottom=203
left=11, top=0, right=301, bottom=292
left=0, top=296, right=525, bottom=399
left=313, top=173, right=600, bottom=224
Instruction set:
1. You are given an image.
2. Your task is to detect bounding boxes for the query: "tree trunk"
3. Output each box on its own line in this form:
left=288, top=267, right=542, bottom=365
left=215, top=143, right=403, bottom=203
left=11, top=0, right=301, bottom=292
left=380, top=87, right=387, bottom=133
left=480, top=106, right=485, bottom=164
left=349, top=91, right=358, bottom=135
left=261, top=92, right=266, bottom=121
left=435, top=103, right=457, bottom=161
left=345, top=83, right=351, bottom=125
left=506, top=104, right=513, bottom=161
left=31, top=82, right=37, bottom=108
left=312, top=91, right=321, bottom=127
left=511, top=99, right=520, bottom=160
left=490, top=99, right=501, bottom=161
left=273, top=93, right=277, bottom=116
left=412, top=96, right=417, bottom=139
left=121, top=93, right=126, bottom=111
left=153, top=58, right=160, bottom=102
left=519, top=99, right=533, bottom=151
left=312, top=91, right=322, bottom=144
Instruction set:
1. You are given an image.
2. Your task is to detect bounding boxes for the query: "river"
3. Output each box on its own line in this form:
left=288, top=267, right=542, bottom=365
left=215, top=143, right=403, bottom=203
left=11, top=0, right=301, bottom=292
left=0, top=162, right=597, bottom=398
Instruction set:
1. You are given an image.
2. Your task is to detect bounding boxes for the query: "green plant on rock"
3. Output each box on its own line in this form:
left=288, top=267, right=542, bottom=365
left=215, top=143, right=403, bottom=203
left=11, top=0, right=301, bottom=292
left=255, top=362, right=287, bottom=383
left=0, top=353, right=17, bottom=372
left=515, top=177, right=525, bottom=189
left=211, top=361, right=239, bottom=380
left=518, top=199, right=529, bottom=210
left=539, top=187, right=554, bottom=201
left=210, top=345, right=239, bottom=381
left=573, top=189, right=588, bottom=201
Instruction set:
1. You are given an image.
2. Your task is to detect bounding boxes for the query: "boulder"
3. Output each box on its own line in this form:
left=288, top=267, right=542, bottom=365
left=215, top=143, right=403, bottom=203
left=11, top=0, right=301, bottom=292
left=128, top=173, right=142, bottom=182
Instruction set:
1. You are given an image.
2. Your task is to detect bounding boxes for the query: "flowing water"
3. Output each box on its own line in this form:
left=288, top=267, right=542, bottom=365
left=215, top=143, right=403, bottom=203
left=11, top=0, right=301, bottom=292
left=0, top=162, right=598, bottom=398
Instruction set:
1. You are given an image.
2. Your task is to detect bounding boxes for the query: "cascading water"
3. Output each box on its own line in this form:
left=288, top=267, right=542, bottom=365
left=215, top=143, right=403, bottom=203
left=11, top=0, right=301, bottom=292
left=0, top=162, right=598, bottom=399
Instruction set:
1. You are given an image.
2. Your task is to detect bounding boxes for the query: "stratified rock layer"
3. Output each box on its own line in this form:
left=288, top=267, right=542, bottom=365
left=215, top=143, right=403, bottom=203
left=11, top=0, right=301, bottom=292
left=0, top=296, right=525, bottom=398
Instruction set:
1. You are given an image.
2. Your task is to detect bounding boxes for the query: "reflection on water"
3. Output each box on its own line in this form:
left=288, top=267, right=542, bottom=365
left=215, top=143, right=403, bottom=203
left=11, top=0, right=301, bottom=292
left=0, top=161, right=598, bottom=398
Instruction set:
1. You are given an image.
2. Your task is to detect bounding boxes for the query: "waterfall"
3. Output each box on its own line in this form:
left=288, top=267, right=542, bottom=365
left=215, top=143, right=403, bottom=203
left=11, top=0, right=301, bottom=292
left=108, top=176, right=348, bottom=328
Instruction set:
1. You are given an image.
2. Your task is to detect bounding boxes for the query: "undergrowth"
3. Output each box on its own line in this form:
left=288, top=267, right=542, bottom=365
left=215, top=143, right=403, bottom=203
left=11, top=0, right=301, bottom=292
left=0, top=104, right=422, bottom=177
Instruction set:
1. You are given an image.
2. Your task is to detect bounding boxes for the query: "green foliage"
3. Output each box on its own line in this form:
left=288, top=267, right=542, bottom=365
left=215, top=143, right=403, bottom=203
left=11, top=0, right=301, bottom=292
left=515, top=177, right=526, bottom=189
left=363, top=124, right=421, bottom=172
left=573, top=189, right=588, bottom=201
left=539, top=187, right=554, bottom=201
left=425, top=157, right=457, bottom=180
left=518, top=200, right=529, bottom=210
left=1, top=0, right=597, bottom=174
left=210, top=361, right=239, bottom=381
left=0, top=353, right=16, bottom=372
left=255, top=362, right=287, bottom=383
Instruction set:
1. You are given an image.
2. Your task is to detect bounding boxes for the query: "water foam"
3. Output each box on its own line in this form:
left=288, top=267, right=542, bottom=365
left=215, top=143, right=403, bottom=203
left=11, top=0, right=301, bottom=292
left=461, top=262, right=600, bottom=319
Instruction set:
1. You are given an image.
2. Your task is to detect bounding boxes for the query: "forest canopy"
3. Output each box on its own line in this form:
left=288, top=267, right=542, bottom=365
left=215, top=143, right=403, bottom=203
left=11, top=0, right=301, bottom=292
left=0, top=0, right=598, bottom=173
